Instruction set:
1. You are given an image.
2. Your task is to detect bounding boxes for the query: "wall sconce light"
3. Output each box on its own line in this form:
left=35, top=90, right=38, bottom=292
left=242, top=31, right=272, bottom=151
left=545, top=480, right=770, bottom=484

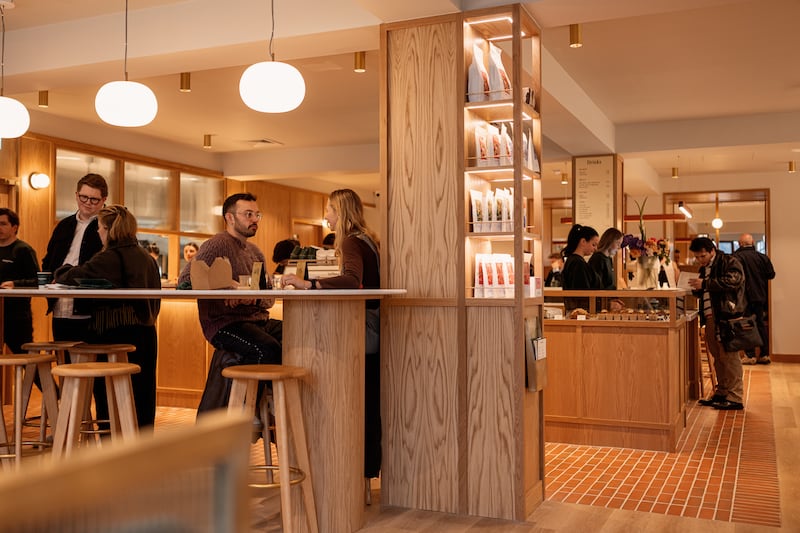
left=239, top=0, right=306, bottom=113
left=672, top=167, right=679, bottom=179
left=203, top=134, right=212, bottom=149
left=38, top=90, right=49, bottom=108
left=677, top=201, right=693, bottom=219
left=180, top=72, right=191, bottom=92
left=354, top=51, right=366, bottom=73
left=789, top=161, right=796, bottom=173
left=95, top=0, right=158, bottom=127
left=29, top=172, right=51, bottom=190
left=569, top=24, right=582, bottom=48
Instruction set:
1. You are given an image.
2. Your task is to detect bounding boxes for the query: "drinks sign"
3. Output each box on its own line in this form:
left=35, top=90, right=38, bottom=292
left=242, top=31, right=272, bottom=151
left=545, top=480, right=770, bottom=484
left=573, top=155, right=615, bottom=231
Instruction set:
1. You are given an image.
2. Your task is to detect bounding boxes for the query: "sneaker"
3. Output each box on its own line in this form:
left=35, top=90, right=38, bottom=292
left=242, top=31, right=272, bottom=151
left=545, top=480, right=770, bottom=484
left=712, top=400, right=744, bottom=410
left=756, top=355, right=771, bottom=365
left=698, top=394, right=725, bottom=406
left=740, top=356, right=757, bottom=365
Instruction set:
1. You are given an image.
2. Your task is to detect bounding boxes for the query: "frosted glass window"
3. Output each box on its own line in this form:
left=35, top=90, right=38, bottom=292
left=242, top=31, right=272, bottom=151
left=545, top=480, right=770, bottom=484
left=55, top=150, right=118, bottom=220
left=180, top=173, right=223, bottom=234
left=138, top=234, right=169, bottom=279
left=125, top=162, right=173, bottom=230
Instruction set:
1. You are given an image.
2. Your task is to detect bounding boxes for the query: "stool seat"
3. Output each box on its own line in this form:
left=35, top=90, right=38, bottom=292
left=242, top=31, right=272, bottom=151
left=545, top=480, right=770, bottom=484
left=68, top=344, right=136, bottom=357
left=22, top=340, right=82, bottom=351
left=51, top=362, right=141, bottom=459
left=0, top=353, right=60, bottom=468
left=52, top=362, right=141, bottom=379
left=221, top=364, right=309, bottom=382
left=222, top=364, right=318, bottom=533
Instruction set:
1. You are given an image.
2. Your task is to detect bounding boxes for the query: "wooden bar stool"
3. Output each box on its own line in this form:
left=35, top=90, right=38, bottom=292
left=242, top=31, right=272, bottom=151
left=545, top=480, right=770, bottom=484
left=222, top=364, right=318, bottom=533
left=0, top=353, right=60, bottom=469
left=21, top=341, right=83, bottom=442
left=64, top=344, right=136, bottom=438
left=51, top=362, right=140, bottom=459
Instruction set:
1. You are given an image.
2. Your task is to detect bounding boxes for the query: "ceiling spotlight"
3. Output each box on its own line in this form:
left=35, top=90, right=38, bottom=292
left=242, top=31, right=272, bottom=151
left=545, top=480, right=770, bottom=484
left=569, top=24, right=582, bottom=48
left=203, top=134, right=212, bottom=149
left=38, top=90, right=49, bottom=108
left=672, top=167, right=679, bottom=179
left=560, top=172, right=568, bottom=185
left=239, top=0, right=305, bottom=113
left=677, top=201, right=692, bottom=219
left=180, top=72, right=191, bottom=93
left=354, top=51, right=366, bottom=73
left=789, top=161, right=796, bottom=173
left=95, top=0, right=158, bottom=127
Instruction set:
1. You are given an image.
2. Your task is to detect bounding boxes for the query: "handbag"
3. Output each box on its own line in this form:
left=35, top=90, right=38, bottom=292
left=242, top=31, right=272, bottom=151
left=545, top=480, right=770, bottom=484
left=718, top=315, right=762, bottom=352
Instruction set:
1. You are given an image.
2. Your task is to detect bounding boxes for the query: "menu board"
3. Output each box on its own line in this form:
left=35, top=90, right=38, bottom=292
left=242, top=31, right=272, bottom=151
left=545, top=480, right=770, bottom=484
left=573, top=155, right=614, bottom=231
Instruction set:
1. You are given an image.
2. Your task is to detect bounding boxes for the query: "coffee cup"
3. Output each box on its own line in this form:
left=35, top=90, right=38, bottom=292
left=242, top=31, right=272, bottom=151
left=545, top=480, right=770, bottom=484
left=238, top=275, right=252, bottom=289
left=37, top=271, right=52, bottom=288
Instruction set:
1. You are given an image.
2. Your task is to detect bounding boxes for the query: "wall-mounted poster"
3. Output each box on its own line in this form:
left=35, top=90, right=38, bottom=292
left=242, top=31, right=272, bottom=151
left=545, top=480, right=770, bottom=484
left=573, top=155, right=615, bottom=231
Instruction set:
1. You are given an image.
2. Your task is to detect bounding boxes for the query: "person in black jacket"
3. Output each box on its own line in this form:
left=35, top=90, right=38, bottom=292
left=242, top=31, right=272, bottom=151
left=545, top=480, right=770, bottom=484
left=734, top=233, right=776, bottom=364
left=42, top=173, right=107, bottom=346
left=561, top=224, right=600, bottom=312
left=689, top=237, right=747, bottom=410
left=0, top=208, right=40, bottom=354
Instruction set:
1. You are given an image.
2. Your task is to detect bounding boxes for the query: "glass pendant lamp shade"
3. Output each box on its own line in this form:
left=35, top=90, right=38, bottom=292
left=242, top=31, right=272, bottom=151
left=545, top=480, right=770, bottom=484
left=239, top=60, right=305, bottom=113
left=0, top=95, right=30, bottom=138
left=95, top=80, right=158, bottom=127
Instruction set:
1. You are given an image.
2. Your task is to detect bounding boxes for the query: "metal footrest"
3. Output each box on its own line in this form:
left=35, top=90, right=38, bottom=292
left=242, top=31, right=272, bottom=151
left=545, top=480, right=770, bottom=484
left=0, top=439, right=53, bottom=459
left=248, top=464, right=305, bottom=489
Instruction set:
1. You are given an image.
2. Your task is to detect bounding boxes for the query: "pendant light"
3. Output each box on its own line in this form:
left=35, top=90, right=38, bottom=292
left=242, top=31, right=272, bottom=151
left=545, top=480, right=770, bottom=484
left=95, top=0, right=158, bottom=127
left=711, top=194, right=723, bottom=230
left=354, top=51, right=366, bottom=73
left=789, top=161, right=796, bottom=173
left=0, top=3, right=30, bottom=139
left=569, top=24, right=583, bottom=48
left=239, top=0, right=305, bottom=113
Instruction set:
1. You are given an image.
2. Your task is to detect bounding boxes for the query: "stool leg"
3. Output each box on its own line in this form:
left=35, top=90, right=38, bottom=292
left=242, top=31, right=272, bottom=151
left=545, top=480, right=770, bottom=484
left=14, top=365, right=24, bottom=469
left=67, top=379, right=92, bottom=457
left=111, top=375, right=138, bottom=439
left=227, top=379, right=249, bottom=414
left=52, top=377, right=76, bottom=459
left=285, top=378, right=319, bottom=533
left=0, top=400, right=9, bottom=464
left=259, top=393, right=274, bottom=484
left=19, top=362, right=37, bottom=428
left=37, top=362, right=60, bottom=441
left=106, top=375, right=121, bottom=442
left=273, top=380, right=294, bottom=533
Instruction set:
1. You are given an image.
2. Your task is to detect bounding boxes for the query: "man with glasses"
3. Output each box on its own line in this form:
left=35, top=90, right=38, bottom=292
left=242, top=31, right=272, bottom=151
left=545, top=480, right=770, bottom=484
left=42, top=173, right=108, bottom=344
left=178, top=192, right=282, bottom=414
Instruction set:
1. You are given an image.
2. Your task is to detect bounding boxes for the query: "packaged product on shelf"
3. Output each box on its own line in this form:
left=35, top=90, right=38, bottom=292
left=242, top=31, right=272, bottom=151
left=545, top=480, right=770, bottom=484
left=475, top=124, right=490, bottom=167
left=504, top=188, right=513, bottom=232
left=483, top=255, right=497, bottom=297
left=499, top=123, right=513, bottom=165
left=500, top=255, right=514, bottom=298
left=488, top=42, right=512, bottom=100
left=487, top=123, right=501, bottom=166
left=470, top=189, right=484, bottom=232
left=487, top=190, right=502, bottom=232
left=526, top=130, right=539, bottom=172
left=467, top=42, right=490, bottom=102
left=474, top=253, right=487, bottom=298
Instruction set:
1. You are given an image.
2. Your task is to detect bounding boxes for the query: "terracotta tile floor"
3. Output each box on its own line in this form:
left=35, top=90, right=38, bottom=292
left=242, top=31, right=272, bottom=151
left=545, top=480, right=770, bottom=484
left=544, top=367, right=781, bottom=528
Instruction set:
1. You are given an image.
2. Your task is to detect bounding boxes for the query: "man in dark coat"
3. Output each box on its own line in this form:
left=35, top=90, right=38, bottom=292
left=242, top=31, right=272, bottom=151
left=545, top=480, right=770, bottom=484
left=734, top=233, right=776, bottom=364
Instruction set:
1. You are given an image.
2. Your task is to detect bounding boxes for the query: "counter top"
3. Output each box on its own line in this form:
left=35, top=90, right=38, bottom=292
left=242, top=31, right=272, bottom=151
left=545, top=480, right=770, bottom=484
left=1, top=288, right=406, bottom=299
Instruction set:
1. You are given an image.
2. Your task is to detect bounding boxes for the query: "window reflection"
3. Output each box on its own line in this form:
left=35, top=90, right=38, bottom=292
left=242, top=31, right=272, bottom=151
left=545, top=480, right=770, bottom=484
left=181, top=174, right=223, bottom=233
left=125, top=163, right=173, bottom=230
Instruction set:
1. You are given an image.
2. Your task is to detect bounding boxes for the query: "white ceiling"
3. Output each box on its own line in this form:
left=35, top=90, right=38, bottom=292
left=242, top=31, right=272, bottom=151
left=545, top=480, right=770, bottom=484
left=1, top=0, right=798, bottom=197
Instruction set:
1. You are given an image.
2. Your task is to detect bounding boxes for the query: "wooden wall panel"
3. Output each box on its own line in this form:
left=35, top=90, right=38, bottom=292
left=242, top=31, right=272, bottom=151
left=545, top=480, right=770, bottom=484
left=381, top=305, right=460, bottom=513
left=465, top=306, right=517, bottom=517
left=385, top=19, right=461, bottom=299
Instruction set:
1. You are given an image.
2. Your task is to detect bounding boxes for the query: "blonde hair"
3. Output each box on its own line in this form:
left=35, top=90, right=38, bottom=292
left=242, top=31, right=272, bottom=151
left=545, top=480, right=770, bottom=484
left=328, top=189, right=378, bottom=258
left=98, top=204, right=138, bottom=247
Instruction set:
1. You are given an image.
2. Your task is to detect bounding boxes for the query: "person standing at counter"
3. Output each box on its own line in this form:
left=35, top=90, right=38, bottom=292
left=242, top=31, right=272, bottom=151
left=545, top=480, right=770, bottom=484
left=561, top=224, right=600, bottom=313
left=42, top=173, right=107, bottom=350
left=0, top=208, right=40, bottom=354
left=178, top=193, right=282, bottom=414
left=55, top=205, right=161, bottom=427
left=588, top=227, right=624, bottom=290
left=688, top=237, right=746, bottom=411
left=734, top=233, right=775, bottom=365
left=282, top=188, right=382, bottom=481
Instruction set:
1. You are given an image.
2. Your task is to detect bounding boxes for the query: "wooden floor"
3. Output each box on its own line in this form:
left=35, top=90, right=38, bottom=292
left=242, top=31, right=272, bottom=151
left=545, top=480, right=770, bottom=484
left=5, top=363, right=798, bottom=532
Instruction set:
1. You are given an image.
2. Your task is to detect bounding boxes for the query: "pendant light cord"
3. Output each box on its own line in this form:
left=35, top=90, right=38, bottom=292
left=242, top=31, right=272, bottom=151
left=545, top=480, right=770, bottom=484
left=124, top=0, right=129, bottom=81
left=269, top=0, right=275, bottom=61
left=0, top=6, right=5, bottom=96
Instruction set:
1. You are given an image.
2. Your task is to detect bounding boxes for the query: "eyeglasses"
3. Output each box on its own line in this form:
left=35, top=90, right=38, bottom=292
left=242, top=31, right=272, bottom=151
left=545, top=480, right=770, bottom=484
left=234, top=210, right=262, bottom=220
left=77, top=194, right=103, bottom=205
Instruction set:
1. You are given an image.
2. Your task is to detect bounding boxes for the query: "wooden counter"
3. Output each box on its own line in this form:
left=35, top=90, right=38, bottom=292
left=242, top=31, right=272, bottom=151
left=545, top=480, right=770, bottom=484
left=542, top=289, right=696, bottom=452
left=1, top=287, right=404, bottom=533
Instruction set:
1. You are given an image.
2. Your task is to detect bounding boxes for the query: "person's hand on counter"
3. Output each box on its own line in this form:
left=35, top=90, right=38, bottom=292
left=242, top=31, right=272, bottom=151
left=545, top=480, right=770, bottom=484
left=0, top=281, right=14, bottom=289
left=281, top=273, right=313, bottom=290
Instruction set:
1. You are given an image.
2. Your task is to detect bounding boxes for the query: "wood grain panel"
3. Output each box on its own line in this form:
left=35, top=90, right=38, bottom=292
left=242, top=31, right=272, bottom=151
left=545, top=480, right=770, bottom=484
left=283, top=298, right=365, bottom=533
left=385, top=18, right=461, bottom=298
left=466, top=306, right=517, bottom=517
left=381, top=305, right=460, bottom=513
left=156, top=300, right=209, bottom=395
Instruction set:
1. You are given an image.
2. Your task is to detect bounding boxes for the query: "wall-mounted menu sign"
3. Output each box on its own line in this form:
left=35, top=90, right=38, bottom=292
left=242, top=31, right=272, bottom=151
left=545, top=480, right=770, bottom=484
left=573, top=155, right=614, bottom=231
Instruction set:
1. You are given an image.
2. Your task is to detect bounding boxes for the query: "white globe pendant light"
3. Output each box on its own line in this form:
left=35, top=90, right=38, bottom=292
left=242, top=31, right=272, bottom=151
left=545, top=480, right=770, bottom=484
left=95, top=80, right=157, bottom=127
left=0, top=3, right=30, bottom=138
left=239, top=60, right=305, bottom=113
left=239, top=0, right=305, bottom=113
left=95, top=0, right=158, bottom=127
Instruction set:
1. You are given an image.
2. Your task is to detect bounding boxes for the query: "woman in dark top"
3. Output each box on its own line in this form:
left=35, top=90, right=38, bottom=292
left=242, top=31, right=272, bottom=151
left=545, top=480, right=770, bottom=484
left=561, top=224, right=600, bottom=312
left=588, top=227, right=624, bottom=290
left=282, top=189, right=381, bottom=480
left=55, top=205, right=161, bottom=428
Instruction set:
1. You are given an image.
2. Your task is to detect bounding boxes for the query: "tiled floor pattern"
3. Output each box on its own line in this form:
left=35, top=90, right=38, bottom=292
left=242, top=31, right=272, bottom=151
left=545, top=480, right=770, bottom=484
left=544, top=367, right=781, bottom=528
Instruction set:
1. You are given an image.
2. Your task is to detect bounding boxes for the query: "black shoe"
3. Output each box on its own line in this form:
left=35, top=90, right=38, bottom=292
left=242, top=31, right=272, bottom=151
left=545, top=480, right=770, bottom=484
left=698, top=395, right=725, bottom=406
left=713, top=400, right=743, bottom=410
left=756, top=355, right=771, bottom=365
